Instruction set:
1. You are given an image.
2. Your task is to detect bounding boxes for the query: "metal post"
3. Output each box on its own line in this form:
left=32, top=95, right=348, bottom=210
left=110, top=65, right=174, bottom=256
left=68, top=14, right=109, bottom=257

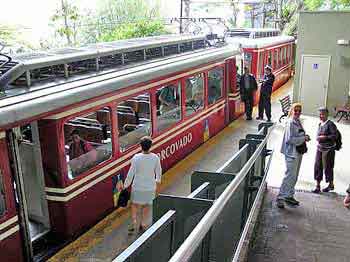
left=180, top=0, right=183, bottom=34
left=25, top=71, right=31, bottom=87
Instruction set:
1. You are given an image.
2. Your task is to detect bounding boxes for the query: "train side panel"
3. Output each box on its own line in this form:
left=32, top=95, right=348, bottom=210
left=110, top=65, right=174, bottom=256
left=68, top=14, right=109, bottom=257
left=0, top=137, right=24, bottom=262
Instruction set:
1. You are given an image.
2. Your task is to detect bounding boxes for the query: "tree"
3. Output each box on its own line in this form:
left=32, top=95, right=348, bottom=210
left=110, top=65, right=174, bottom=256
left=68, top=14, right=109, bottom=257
left=51, top=0, right=80, bottom=46
left=225, top=0, right=240, bottom=27
left=0, top=25, right=34, bottom=53
left=99, top=19, right=168, bottom=41
left=81, top=0, right=165, bottom=43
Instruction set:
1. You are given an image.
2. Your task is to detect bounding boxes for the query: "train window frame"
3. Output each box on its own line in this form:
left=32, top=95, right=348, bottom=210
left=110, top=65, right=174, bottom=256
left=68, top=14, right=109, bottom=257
left=155, top=80, right=182, bottom=134
left=116, top=92, right=152, bottom=153
left=63, top=106, right=115, bottom=181
left=0, top=169, right=7, bottom=218
left=184, top=72, right=205, bottom=118
left=207, top=67, right=224, bottom=106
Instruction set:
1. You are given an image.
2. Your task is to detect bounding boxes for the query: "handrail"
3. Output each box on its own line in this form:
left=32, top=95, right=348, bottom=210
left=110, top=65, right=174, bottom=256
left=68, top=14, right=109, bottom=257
left=216, top=144, right=248, bottom=173
left=232, top=149, right=274, bottom=262
left=168, top=125, right=274, bottom=262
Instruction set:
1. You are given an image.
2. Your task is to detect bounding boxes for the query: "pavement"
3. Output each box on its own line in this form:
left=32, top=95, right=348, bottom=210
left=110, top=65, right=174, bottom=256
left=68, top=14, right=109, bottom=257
left=248, top=188, right=350, bottom=262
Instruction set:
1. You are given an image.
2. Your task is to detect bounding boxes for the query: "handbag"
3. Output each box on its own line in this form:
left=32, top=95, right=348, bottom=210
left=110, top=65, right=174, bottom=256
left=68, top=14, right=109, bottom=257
left=296, top=142, right=307, bottom=154
left=118, top=189, right=130, bottom=207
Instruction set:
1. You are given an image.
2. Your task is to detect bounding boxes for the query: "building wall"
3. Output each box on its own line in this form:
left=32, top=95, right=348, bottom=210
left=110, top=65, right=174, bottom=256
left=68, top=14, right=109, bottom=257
left=293, top=11, right=350, bottom=115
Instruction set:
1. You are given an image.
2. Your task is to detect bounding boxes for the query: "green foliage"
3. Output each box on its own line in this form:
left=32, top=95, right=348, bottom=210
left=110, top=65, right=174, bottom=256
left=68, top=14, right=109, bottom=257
left=303, top=0, right=325, bottom=10
left=81, top=0, right=165, bottom=44
left=0, top=25, right=17, bottom=44
left=99, top=20, right=168, bottom=42
left=51, top=0, right=81, bottom=45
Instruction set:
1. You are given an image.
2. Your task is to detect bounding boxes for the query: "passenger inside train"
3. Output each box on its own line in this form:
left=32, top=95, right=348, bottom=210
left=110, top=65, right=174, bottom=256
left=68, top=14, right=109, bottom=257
left=65, top=112, right=113, bottom=178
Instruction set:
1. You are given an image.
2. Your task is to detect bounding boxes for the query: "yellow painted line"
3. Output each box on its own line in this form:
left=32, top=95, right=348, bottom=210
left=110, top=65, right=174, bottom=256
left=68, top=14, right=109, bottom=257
left=48, top=79, right=293, bottom=261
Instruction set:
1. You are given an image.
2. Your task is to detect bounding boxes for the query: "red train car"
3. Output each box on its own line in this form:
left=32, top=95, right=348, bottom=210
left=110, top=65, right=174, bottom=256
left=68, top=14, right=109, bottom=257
left=226, top=32, right=295, bottom=118
left=0, top=35, right=240, bottom=261
left=0, top=32, right=295, bottom=261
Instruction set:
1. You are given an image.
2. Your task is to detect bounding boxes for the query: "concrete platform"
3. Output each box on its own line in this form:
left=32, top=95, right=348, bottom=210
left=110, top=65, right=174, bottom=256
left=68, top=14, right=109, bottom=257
left=248, top=188, right=350, bottom=262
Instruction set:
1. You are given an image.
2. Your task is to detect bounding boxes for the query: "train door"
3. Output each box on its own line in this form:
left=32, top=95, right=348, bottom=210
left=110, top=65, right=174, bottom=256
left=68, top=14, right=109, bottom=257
left=8, top=122, right=50, bottom=260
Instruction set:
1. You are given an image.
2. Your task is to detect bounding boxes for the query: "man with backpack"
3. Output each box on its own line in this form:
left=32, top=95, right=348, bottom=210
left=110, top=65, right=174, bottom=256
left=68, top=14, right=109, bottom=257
left=312, top=107, right=341, bottom=193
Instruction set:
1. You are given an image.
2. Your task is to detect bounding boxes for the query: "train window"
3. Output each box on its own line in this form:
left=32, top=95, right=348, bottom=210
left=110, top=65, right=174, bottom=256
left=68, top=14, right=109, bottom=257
left=280, top=48, right=283, bottom=66
left=208, top=68, right=223, bottom=104
left=64, top=108, right=113, bottom=179
left=283, top=47, right=287, bottom=64
left=244, top=53, right=252, bottom=72
left=21, top=125, right=33, bottom=143
left=157, top=83, right=181, bottom=131
left=185, top=73, right=204, bottom=116
left=267, top=51, right=272, bottom=67
left=274, top=50, right=279, bottom=69
left=118, top=93, right=151, bottom=152
left=0, top=170, right=6, bottom=216
left=257, top=52, right=264, bottom=79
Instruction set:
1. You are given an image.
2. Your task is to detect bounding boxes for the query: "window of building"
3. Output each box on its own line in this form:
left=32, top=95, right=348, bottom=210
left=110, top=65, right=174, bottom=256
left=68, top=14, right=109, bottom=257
left=156, top=83, right=181, bottom=132
left=185, top=73, right=204, bottom=116
left=118, top=93, right=151, bottom=152
left=0, top=171, right=6, bottom=217
left=208, top=68, right=223, bottom=105
left=64, top=108, right=113, bottom=179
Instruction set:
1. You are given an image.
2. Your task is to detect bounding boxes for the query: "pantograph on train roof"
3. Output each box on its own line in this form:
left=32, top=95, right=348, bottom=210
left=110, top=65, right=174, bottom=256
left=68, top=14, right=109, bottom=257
left=0, top=34, right=221, bottom=91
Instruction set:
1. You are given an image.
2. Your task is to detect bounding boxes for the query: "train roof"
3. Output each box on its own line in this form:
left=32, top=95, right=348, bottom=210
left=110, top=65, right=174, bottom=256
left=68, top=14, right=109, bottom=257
left=0, top=34, right=207, bottom=90
left=226, top=35, right=295, bottom=49
left=0, top=45, right=239, bottom=128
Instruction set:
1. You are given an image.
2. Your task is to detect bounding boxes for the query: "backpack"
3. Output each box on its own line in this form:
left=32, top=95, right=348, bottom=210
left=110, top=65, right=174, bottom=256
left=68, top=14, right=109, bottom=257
left=335, top=128, right=342, bottom=151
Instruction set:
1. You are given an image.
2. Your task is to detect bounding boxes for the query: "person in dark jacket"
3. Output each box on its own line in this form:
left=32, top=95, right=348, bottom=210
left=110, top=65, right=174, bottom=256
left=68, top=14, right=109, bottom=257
left=257, top=65, right=275, bottom=122
left=312, top=107, right=337, bottom=193
left=239, top=66, right=257, bottom=120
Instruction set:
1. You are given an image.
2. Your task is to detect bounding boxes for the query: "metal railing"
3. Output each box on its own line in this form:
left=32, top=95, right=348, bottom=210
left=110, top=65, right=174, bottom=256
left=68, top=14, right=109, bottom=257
left=113, top=122, right=274, bottom=262
left=168, top=124, right=274, bottom=262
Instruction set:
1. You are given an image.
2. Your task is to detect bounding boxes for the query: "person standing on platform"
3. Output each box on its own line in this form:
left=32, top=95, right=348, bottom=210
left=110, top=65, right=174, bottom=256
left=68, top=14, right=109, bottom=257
left=257, top=65, right=275, bottom=122
left=277, top=103, right=311, bottom=208
left=123, top=136, right=162, bottom=234
left=312, top=107, right=337, bottom=193
left=239, top=66, right=257, bottom=120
